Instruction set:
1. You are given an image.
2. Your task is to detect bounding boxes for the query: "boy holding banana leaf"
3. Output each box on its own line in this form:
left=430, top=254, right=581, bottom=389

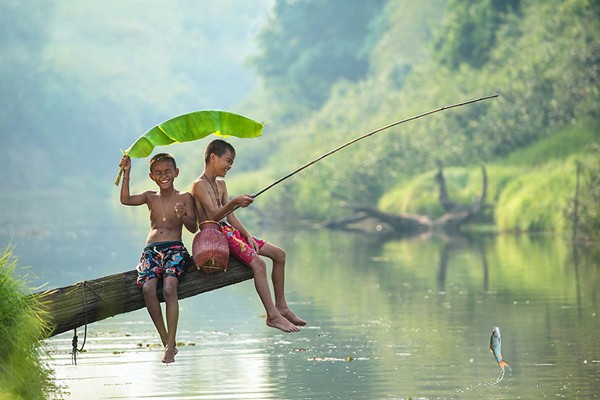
left=192, top=139, right=306, bottom=333
left=119, top=153, right=197, bottom=363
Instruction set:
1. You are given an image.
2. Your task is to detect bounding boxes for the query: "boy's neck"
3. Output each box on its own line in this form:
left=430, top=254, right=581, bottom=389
left=159, top=186, right=176, bottom=195
left=202, top=169, right=217, bottom=182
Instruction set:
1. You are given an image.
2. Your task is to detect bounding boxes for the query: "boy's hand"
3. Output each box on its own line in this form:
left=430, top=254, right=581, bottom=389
left=119, top=155, right=131, bottom=172
left=247, top=236, right=259, bottom=252
left=234, top=194, right=254, bottom=208
left=174, top=202, right=185, bottom=219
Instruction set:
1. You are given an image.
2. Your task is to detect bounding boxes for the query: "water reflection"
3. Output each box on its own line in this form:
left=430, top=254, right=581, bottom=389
left=42, top=228, right=600, bottom=399
left=3, top=194, right=599, bottom=399
left=433, top=234, right=491, bottom=293
left=281, top=229, right=600, bottom=399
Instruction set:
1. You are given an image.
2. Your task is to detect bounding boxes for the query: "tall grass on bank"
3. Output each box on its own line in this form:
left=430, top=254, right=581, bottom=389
left=380, top=157, right=593, bottom=235
left=0, top=248, right=55, bottom=400
left=495, top=159, right=575, bottom=233
left=378, top=122, right=599, bottom=237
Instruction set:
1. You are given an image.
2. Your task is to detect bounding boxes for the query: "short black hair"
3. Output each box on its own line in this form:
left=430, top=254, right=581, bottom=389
left=205, top=139, right=236, bottom=165
left=149, top=153, right=177, bottom=172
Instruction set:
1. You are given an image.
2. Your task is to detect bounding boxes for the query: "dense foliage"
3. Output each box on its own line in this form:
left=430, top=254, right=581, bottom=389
left=237, top=0, right=600, bottom=239
left=249, top=0, right=384, bottom=118
left=434, top=0, right=521, bottom=69
left=0, top=248, right=55, bottom=399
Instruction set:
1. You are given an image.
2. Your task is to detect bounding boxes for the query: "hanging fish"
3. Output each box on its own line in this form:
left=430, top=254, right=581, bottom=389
left=489, top=326, right=510, bottom=370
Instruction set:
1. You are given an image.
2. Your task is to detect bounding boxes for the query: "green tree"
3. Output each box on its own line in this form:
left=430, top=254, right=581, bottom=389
left=434, top=0, right=520, bottom=68
left=246, top=0, right=600, bottom=230
left=249, top=0, right=384, bottom=119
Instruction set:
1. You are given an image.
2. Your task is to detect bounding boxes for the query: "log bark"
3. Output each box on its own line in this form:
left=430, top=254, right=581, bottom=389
left=35, top=259, right=252, bottom=337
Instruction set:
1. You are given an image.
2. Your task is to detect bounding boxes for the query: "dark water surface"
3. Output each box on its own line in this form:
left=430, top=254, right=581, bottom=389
left=2, top=193, right=599, bottom=399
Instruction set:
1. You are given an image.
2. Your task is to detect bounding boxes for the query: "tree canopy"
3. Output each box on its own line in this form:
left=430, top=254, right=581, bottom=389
left=237, top=0, right=599, bottom=238
left=249, top=0, right=384, bottom=119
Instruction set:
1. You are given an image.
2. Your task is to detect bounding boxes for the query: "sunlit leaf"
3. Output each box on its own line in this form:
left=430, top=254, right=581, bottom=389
left=125, top=110, right=263, bottom=158
left=115, top=110, right=263, bottom=185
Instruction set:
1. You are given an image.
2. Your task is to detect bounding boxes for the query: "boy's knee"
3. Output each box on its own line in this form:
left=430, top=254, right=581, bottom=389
left=274, top=249, right=286, bottom=264
left=162, top=280, right=178, bottom=300
left=141, top=280, right=156, bottom=296
left=250, top=258, right=267, bottom=275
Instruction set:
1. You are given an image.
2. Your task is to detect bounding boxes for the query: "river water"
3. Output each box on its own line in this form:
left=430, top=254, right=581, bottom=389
left=1, top=193, right=599, bottom=399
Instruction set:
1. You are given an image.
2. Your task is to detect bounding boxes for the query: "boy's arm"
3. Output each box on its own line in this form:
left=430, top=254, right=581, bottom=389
left=119, top=155, right=148, bottom=206
left=177, top=192, right=198, bottom=233
left=191, top=179, right=250, bottom=222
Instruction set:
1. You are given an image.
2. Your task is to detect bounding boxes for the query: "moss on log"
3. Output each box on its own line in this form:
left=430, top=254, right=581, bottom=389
left=35, top=259, right=251, bottom=337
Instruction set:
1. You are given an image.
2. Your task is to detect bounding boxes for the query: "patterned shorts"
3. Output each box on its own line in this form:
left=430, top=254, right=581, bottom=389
left=220, top=224, right=266, bottom=265
left=136, top=241, right=191, bottom=289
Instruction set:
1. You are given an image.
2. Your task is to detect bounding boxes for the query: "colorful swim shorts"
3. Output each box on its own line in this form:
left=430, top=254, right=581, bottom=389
left=220, top=224, right=266, bottom=265
left=136, top=241, right=191, bottom=289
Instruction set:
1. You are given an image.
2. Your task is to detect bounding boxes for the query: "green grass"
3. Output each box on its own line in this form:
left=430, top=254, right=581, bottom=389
left=380, top=170, right=444, bottom=217
left=0, top=248, right=56, bottom=400
left=380, top=165, right=519, bottom=219
left=495, top=159, right=576, bottom=232
left=378, top=122, right=600, bottom=236
left=500, top=119, right=600, bottom=166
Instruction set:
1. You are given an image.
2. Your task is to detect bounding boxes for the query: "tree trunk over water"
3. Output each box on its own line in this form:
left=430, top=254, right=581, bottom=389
left=35, top=259, right=251, bottom=337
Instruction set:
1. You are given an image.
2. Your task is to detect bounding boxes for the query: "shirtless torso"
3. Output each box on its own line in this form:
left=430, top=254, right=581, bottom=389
left=143, top=189, right=196, bottom=244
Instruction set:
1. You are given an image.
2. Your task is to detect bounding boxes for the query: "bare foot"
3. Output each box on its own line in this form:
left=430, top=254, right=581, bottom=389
left=162, top=346, right=178, bottom=364
left=267, top=315, right=301, bottom=333
left=278, top=307, right=307, bottom=326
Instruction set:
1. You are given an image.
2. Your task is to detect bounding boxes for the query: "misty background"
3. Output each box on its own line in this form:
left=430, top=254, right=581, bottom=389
left=1, top=3, right=599, bottom=398
left=2, top=0, right=270, bottom=192
left=1, top=0, right=599, bottom=239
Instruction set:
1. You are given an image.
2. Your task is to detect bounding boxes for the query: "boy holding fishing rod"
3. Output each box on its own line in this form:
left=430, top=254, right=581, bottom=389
left=192, top=139, right=306, bottom=333
left=119, top=153, right=197, bottom=363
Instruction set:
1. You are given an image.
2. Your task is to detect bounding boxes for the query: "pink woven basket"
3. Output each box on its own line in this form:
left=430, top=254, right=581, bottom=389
left=192, top=221, right=229, bottom=274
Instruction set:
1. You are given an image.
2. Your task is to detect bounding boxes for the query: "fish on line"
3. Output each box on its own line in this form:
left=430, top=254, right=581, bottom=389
left=489, top=326, right=510, bottom=370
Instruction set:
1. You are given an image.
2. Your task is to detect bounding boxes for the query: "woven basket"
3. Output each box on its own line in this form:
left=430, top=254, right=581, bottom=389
left=192, top=221, right=229, bottom=274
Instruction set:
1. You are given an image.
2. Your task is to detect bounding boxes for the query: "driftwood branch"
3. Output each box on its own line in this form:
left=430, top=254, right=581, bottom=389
left=35, top=259, right=252, bottom=337
left=432, top=164, right=487, bottom=230
left=324, top=164, right=488, bottom=235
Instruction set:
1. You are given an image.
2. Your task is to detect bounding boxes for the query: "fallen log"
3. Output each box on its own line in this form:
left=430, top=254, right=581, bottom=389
left=35, top=259, right=251, bottom=337
left=324, top=164, right=488, bottom=236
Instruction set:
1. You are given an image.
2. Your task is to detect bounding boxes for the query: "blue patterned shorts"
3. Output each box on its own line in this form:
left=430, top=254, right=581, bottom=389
left=136, top=241, right=190, bottom=289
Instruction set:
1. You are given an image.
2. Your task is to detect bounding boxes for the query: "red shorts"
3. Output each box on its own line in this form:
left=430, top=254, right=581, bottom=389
left=220, top=224, right=266, bottom=265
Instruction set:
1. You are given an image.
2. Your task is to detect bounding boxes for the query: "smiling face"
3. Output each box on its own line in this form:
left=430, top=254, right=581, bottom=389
left=149, top=159, right=179, bottom=189
left=203, top=140, right=236, bottom=179
left=211, top=149, right=235, bottom=177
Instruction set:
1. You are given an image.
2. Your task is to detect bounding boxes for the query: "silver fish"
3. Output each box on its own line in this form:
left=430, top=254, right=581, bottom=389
left=489, top=326, right=510, bottom=370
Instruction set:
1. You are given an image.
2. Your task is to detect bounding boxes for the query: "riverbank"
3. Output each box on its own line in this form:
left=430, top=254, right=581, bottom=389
left=0, top=248, right=56, bottom=400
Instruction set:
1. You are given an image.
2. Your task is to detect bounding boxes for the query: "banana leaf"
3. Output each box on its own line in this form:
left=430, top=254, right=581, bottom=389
left=115, top=110, right=263, bottom=185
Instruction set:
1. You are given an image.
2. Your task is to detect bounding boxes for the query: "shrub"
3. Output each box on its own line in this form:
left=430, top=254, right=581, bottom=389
left=0, top=248, right=55, bottom=400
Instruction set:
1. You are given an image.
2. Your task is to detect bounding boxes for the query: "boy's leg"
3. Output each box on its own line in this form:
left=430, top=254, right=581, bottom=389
left=259, top=243, right=306, bottom=326
left=223, top=225, right=301, bottom=331
left=247, top=255, right=300, bottom=333
left=162, top=275, right=179, bottom=363
left=141, top=278, right=168, bottom=346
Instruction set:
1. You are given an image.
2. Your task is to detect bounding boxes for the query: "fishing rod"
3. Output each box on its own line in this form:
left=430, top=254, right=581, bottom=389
left=227, top=93, right=498, bottom=216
